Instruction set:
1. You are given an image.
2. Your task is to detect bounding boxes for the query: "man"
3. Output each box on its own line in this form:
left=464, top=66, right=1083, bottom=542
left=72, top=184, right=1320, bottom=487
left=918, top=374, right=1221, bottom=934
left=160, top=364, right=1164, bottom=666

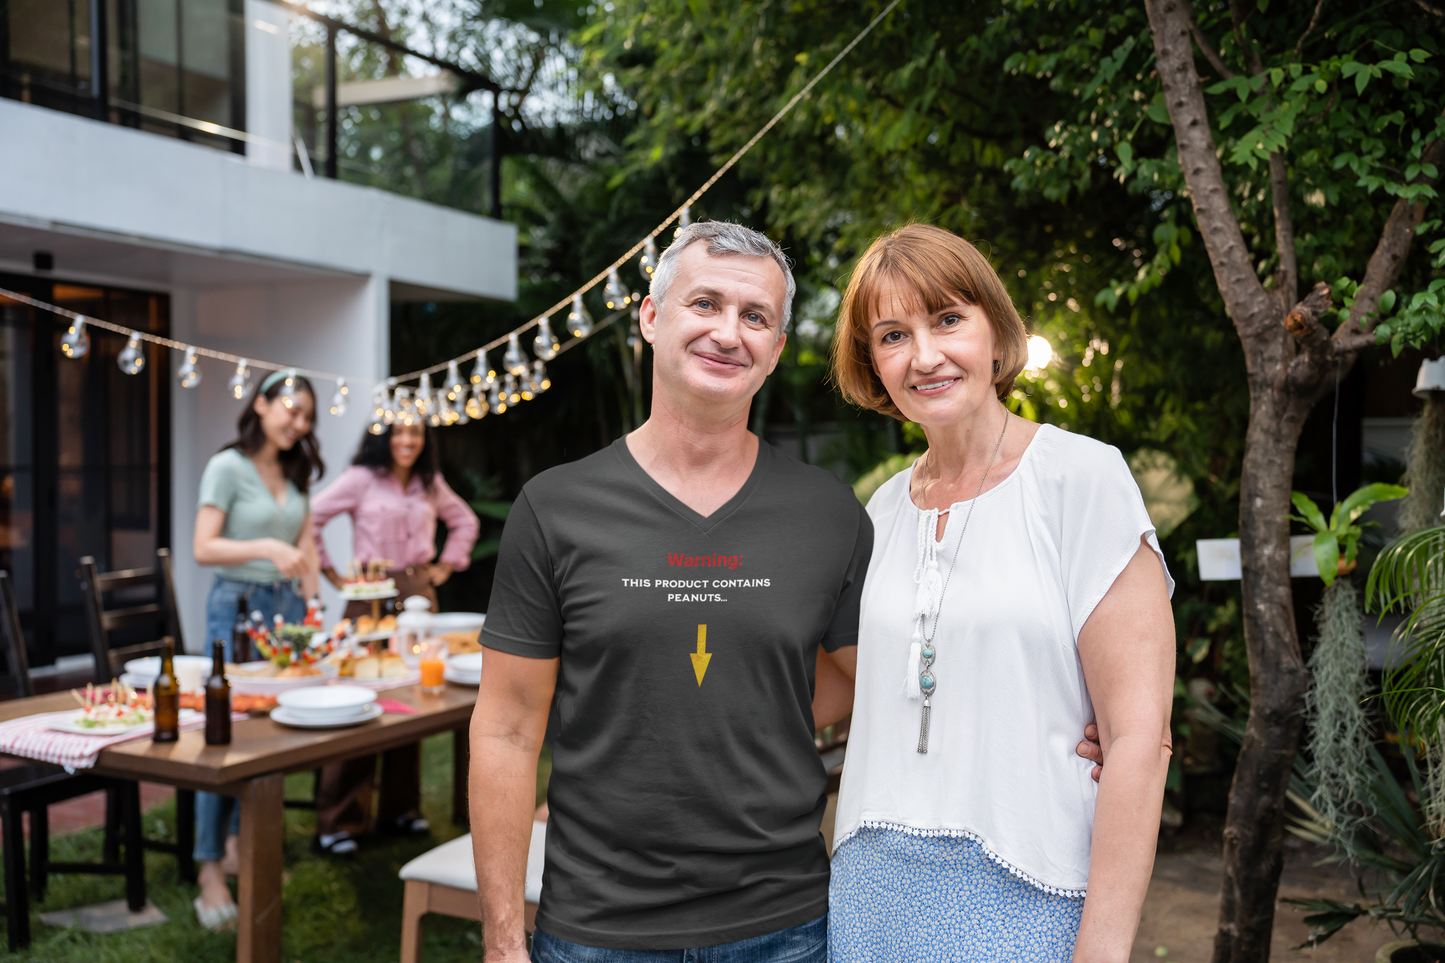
left=470, top=221, right=1105, bottom=961
left=472, top=221, right=864, bottom=961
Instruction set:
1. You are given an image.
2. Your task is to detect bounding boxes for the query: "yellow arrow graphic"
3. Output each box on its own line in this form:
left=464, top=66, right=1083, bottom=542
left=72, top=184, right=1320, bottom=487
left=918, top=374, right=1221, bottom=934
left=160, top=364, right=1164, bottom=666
left=690, top=624, right=712, bottom=687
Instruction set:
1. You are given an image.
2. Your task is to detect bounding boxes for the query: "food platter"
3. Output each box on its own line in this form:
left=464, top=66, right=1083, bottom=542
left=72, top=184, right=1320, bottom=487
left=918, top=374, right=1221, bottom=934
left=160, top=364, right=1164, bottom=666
left=226, top=660, right=339, bottom=695
left=49, top=708, right=198, bottom=737
left=338, top=586, right=398, bottom=601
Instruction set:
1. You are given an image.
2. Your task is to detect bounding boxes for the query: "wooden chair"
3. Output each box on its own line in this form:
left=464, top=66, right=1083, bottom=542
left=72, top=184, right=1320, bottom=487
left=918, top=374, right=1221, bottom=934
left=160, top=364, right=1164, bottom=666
left=78, top=548, right=184, bottom=680
left=76, top=551, right=196, bottom=883
left=397, top=821, right=545, bottom=963
left=0, top=570, right=147, bottom=950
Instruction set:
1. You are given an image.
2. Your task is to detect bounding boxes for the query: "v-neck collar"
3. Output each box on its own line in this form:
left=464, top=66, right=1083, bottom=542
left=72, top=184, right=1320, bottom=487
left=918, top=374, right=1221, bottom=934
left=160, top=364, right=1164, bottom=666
left=612, top=435, right=770, bottom=535
left=243, top=451, right=295, bottom=512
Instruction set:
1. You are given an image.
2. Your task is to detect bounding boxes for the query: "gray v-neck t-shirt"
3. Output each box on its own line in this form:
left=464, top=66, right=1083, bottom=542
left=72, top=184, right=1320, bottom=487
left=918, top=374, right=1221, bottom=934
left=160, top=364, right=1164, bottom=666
left=481, top=437, right=872, bottom=949
left=197, top=448, right=308, bottom=584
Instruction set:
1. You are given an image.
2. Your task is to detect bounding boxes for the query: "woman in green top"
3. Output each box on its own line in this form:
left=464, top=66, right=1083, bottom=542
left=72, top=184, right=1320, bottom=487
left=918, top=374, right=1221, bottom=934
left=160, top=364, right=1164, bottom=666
left=190, top=369, right=324, bottom=928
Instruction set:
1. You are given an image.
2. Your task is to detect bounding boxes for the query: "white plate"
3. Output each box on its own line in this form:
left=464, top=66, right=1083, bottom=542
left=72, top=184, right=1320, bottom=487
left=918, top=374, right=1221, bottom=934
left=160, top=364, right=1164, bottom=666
left=276, top=685, right=377, bottom=721
left=48, top=709, right=198, bottom=737
left=227, top=661, right=339, bottom=695
left=444, top=668, right=480, bottom=687
left=117, top=672, right=152, bottom=690
left=448, top=652, right=483, bottom=674
left=271, top=703, right=384, bottom=729
left=121, top=655, right=213, bottom=686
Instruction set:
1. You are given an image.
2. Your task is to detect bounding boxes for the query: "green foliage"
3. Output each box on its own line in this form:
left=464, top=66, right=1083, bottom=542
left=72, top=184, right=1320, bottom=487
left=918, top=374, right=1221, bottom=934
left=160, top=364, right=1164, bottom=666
left=1368, top=525, right=1445, bottom=741
left=1003, top=2, right=1444, bottom=348
left=1290, top=484, right=1408, bottom=585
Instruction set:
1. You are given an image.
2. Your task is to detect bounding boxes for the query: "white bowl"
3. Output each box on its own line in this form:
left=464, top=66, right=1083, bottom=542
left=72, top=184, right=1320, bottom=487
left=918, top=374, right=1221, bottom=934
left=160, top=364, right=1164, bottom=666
left=276, top=685, right=377, bottom=721
left=448, top=652, right=483, bottom=674
left=226, top=660, right=339, bottom=694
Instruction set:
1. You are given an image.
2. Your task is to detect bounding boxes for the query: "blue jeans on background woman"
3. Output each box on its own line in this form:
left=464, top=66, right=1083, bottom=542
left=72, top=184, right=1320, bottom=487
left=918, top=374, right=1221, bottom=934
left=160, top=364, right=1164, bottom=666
left=194, top=575, right=305, bottom=863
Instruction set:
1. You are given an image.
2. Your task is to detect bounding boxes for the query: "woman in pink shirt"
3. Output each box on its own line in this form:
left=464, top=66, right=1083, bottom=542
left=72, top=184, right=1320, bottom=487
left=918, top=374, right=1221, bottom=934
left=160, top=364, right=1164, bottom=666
left=310, top=420, right=480, bottom=855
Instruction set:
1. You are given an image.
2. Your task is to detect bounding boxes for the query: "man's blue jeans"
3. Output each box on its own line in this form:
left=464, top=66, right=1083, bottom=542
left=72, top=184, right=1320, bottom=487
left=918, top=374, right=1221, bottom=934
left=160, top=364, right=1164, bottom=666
left=530, top=914, right=826, bottom=963
left=193, top=575, right=305, bottom=862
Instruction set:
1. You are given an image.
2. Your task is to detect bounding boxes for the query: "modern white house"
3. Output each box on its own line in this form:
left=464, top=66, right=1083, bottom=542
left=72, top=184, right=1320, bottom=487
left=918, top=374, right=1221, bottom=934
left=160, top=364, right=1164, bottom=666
left=0, top=0, right=516, bottom=665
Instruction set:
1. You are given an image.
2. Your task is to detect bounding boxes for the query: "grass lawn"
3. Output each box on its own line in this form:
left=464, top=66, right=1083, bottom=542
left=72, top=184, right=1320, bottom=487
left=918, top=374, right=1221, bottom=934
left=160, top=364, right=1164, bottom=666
left=0, top=734, right=554, bottom=962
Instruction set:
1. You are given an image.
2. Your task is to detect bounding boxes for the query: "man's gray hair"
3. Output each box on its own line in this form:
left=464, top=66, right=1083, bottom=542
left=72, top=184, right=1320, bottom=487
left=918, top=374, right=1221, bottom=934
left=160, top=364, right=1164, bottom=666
left=649, top=221, right=796, bottom=329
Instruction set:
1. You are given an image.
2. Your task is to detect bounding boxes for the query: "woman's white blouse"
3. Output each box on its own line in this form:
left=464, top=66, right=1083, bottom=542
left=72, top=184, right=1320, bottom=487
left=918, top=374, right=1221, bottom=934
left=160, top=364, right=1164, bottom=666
left=833, top=424, right=1174, bottom=896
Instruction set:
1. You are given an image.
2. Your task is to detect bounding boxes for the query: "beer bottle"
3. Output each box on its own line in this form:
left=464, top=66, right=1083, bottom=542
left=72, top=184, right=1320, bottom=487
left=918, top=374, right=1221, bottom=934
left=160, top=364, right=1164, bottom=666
left=152, top=637, right=180, bottom=743
left=204, top=639, right=231, bottom=745
left=231, top=595, right=252, bottom=664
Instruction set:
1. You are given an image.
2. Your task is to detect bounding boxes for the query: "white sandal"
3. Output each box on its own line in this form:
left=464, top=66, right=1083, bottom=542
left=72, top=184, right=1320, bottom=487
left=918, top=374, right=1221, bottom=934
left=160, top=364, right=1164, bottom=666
left=194, top=896, right=239, bottom=931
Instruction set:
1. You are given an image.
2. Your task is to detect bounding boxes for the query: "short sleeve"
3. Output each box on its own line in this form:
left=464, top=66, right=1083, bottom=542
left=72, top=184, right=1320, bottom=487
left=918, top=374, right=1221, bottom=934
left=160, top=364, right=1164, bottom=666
left=480, top=490, right=564, bottom=659
left=1060, top=443, right=1175, bottom=638
left=821, top=501, right=874, bottom=652
left=198, top=451, right=238, bottom=513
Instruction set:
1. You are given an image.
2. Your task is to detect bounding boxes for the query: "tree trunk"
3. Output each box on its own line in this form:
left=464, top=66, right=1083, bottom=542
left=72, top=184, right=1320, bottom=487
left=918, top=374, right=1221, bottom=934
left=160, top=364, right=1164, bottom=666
left=1214, top=365, right=1313, bottom=961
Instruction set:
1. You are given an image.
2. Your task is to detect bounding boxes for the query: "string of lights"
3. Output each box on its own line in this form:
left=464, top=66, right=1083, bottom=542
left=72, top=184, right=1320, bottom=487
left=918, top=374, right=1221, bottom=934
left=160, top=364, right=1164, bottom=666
left=0, top=0, right=902, bottom=431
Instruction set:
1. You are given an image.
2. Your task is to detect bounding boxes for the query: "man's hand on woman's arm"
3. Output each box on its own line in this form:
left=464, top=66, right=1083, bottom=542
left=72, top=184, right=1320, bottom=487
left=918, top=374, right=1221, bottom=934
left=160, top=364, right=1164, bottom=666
left=812, top=646, right=857, bottom=731
left=471, top=648, right=558, bottom=963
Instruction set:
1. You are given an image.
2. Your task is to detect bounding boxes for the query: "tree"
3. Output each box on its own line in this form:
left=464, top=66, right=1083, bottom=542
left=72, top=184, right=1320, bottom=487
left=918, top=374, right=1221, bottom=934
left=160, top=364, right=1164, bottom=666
left=1136, top=4, right=1442, bottom=958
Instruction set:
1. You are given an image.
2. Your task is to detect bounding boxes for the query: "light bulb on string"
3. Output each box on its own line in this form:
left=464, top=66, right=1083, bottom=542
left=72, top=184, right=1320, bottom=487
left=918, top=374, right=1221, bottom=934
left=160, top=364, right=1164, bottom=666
left=567, top=293, right=592, bottom=338
left=471, top=350, right=495, bottom=386
left=533, top=360, right=551, bottom=393
left=278, top=369, right=298, bottom=409
left=177, top=346, right=202, bottom=389
left=505, top=373, right=521, bottom=406
left=604, top=268, right=631, bottom=310
left=533, top=317, right=559, bottom=361
left=488, top=381, right=506, bottom=415
left=228, top=359, right=251, bottom=400
left=465, top=388, right=485, bottom=420
left=329, top=377, right=348, bottom=416
left=437, top=392, right=457, bottom=426
left=674, top=204, right=692, bottom=237
left=429, top=409, right=442, bottom=428
left=117, top=333, right=146, bottom=375
left=368, top=386, right=388, bottom=434
left=638, top=235, right=658, bottom=279
left=394, top=386, right=416, bottom=425
left=382, top=379, right=397, bottom=424
left=60, top=318, right=90, bottom=359
left=503, top=332, right=529, bottom=376
left=415, top=373, right=433, bottom=417
left=445, top=360, right=465, bottom=401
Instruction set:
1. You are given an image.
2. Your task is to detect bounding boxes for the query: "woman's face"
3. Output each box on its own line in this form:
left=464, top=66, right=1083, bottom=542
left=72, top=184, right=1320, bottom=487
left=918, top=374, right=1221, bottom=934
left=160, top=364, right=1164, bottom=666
left=390, top=422, right=426, bottom=472
left=253, top=388, right=314, bottom=452
left=868, top=275, right=1000, bottom=429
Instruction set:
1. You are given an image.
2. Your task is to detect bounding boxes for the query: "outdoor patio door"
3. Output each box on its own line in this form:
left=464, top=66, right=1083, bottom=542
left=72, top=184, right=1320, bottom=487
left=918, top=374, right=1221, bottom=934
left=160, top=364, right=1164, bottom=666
left=0, top=274, right=171, bottom=667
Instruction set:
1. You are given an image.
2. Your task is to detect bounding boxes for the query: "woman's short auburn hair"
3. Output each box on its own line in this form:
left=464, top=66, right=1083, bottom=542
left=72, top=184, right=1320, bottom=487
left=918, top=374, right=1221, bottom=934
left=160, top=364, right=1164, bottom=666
left=831, top=224, right=1029, bottom=420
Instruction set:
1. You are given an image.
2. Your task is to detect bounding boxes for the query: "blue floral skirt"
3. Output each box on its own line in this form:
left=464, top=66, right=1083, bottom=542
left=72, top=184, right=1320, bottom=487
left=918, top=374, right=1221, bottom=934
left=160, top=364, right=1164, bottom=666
left=828, top=826, right=1084, bottom=963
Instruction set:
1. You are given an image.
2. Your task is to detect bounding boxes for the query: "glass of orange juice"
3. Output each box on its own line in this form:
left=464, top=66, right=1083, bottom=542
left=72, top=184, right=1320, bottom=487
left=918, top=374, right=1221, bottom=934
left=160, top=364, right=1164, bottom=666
left=418, top=638, right=446, bottom=694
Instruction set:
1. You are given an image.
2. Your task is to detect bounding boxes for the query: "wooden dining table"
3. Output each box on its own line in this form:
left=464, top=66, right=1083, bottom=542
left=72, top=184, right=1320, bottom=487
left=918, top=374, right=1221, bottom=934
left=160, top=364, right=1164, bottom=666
left=0, top=681, right=478, bottom=963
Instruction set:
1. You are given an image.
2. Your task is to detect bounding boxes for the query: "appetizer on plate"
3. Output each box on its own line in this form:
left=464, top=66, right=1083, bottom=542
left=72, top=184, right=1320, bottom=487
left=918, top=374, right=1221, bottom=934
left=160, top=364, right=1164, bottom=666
left=71, top=682, right=153, bottom=729
left=443, top=630, right=483, bottom=655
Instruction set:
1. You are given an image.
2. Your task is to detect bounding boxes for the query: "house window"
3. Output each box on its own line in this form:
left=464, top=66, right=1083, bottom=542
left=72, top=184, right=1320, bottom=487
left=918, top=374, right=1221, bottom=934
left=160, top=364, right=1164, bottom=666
left=0, top=275, right=171, bottom=667
left=0, top=0, right=246, bottom=153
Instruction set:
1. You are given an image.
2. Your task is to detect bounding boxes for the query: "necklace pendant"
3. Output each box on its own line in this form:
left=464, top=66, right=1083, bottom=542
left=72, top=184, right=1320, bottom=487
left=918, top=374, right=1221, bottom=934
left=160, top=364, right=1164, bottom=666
left=916, top=655, right=935, bottom=754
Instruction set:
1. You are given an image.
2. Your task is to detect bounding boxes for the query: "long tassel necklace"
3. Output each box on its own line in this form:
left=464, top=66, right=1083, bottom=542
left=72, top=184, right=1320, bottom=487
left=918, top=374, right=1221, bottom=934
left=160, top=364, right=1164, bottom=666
left=911, top=412, right=1009, bottom=754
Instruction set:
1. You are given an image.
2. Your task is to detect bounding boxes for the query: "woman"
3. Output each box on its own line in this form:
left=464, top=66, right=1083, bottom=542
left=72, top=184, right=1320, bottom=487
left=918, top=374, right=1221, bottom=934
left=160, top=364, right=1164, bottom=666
left=826, top=224, right=1175, bottom=961
left=309, top=419, right=479, bottom=855
left=191, top=369, right=324, bottom=928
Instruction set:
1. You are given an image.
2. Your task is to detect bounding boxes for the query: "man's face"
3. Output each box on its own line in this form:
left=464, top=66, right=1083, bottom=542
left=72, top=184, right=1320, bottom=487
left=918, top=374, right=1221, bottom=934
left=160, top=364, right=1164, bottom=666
left=638, top=242, right=788, bottom=416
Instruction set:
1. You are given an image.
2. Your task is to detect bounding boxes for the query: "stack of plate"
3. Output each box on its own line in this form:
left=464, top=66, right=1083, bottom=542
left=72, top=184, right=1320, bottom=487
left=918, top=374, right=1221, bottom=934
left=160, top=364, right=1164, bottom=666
left=121, top=655, right=214, bottom=692
left=444, top=652, right=482, bottom=686
left=271, top=686, right=381, bottom=729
